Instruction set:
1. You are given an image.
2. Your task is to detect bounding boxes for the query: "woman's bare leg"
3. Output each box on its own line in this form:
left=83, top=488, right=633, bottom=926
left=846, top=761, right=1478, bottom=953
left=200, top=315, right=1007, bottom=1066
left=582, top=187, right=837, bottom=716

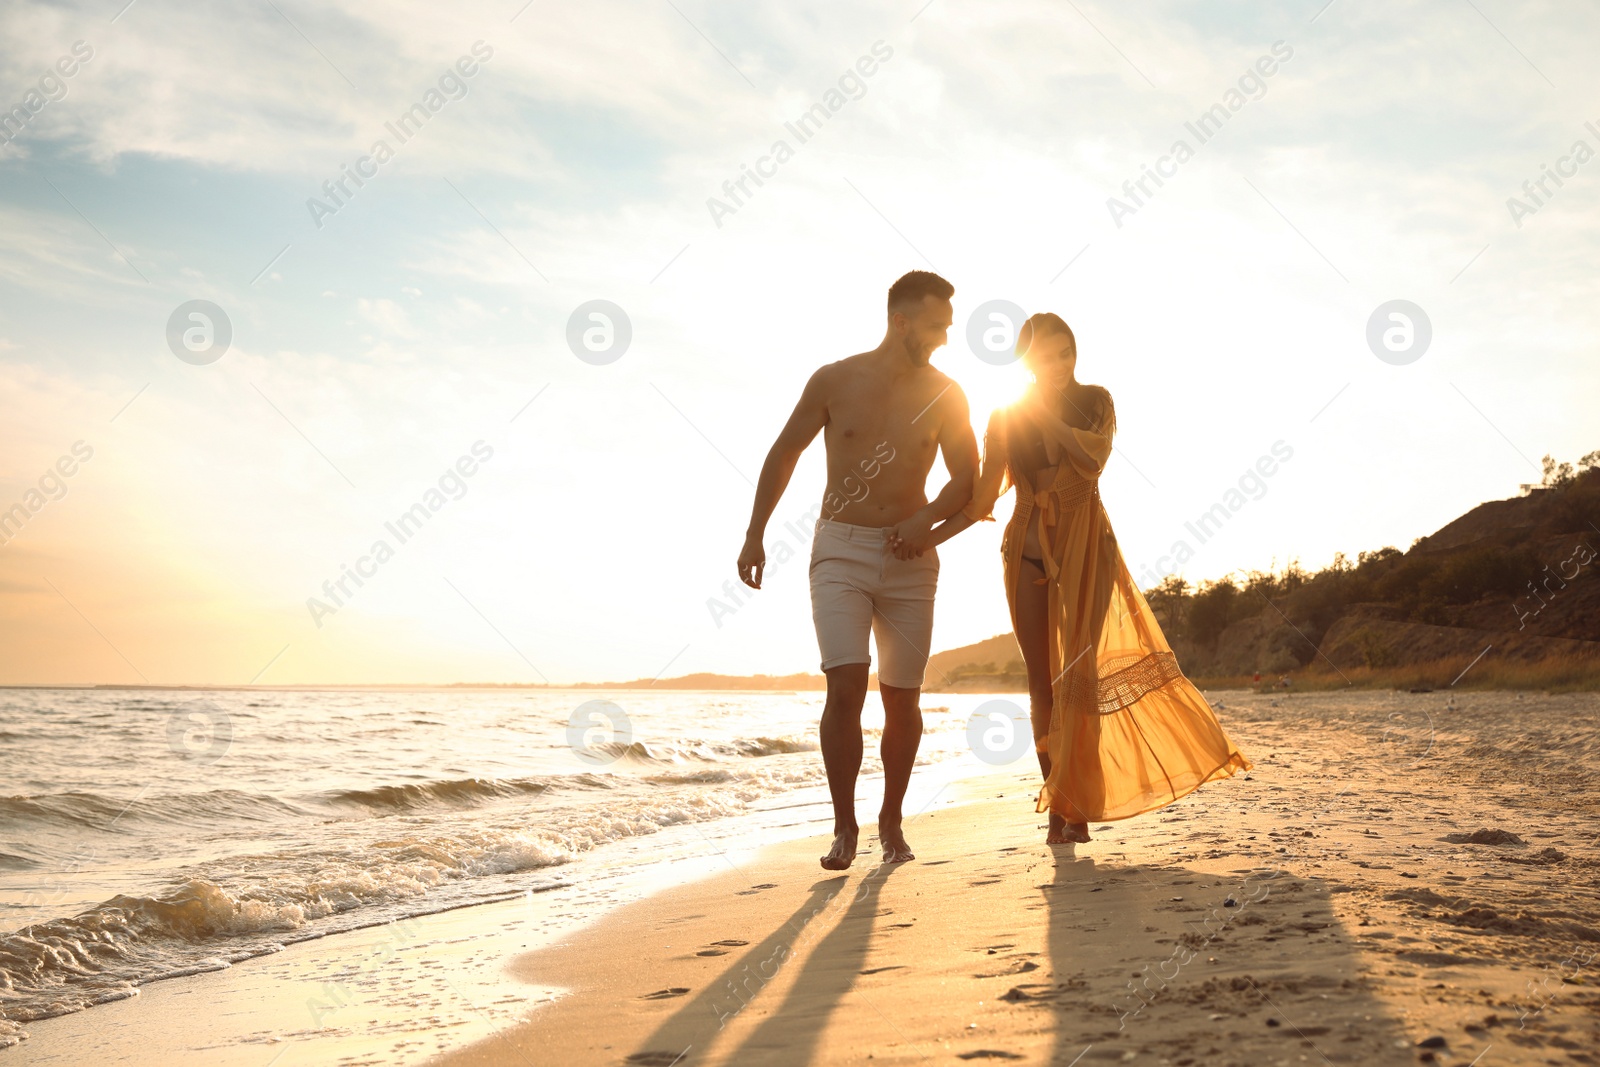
left=1013, top=558, right=1073, bottom=843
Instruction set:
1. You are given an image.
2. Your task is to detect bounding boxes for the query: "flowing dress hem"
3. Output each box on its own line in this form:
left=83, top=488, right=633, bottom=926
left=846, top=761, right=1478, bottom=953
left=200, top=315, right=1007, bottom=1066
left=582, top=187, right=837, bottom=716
left=1034, top=749, right=1252, bottom=822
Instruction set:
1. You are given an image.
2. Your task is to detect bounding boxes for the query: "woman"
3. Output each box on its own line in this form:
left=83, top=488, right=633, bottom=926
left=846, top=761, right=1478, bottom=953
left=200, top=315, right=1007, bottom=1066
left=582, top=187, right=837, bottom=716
left=931, top=313, right=1250, bottom=844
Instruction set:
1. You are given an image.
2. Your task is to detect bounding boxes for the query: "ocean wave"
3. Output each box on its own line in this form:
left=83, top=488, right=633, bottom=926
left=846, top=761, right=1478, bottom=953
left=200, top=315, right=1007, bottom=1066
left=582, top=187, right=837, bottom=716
left=583, top=734, right=818, bottom=764
left=643, top=756, right=826, bottom=788
left=0, top=772, right=623, bottom=827
left=0, top=880, right=299, bottom=1024
left=323, top=776, right=561, bottom=811
left=727, top=735, right=819, bottom=757
left=645, top=769, right=740, bottom=785
left=577, top=739, right=693, bottom=763
left=0, top=770, right=822, bottom=1034
left=0, top=789, right=313, bottom=829
left=0, top=740, right=819, bottom=842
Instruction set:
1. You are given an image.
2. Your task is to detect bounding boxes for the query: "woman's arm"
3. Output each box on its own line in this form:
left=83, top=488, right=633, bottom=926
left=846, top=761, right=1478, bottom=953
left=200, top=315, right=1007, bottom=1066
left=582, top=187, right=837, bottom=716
left=928, top=509, right=976, bottom=547
left=1025, top=389, right=1113, bottom=477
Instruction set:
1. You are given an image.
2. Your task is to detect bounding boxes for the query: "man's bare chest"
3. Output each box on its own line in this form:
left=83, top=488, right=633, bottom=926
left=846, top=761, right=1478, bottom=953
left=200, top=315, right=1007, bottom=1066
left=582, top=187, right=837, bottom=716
left=825, top=386, right=944, bottom=451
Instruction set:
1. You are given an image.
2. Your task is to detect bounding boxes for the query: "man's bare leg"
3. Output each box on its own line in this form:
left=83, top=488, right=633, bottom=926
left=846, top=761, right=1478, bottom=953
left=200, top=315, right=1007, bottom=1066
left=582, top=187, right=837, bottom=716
left=820, top=663, right=869, bottom=870
left=878, top=682, right=922, bottom=862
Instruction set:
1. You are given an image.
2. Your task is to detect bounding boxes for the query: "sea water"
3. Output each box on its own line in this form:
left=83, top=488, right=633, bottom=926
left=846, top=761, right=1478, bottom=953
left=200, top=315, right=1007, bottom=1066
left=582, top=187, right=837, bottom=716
left=0, top=686, right=995, bottom=1047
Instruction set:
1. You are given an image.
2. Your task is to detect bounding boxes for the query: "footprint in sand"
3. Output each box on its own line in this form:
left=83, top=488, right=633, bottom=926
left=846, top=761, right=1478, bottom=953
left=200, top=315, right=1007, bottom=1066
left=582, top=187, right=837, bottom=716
left=998, top=986, right=1043, bottom=1002
left=1505, top=847, right=1566, bottom=866
left=735, top=883, right=779, bottom=895
left=627, top=1053, right=691, bottom=1066
left=1445, top=829, right=1526, bottom=846
left=639, top=987, right=691, bottom=1000
left=955, top=1052, right=1024, bottom=1061
left=999, top=977, right=1088, bottom=1002
left=695, top=938, right=751, bottom=956
left=973, top=960, right=1040, bottom=979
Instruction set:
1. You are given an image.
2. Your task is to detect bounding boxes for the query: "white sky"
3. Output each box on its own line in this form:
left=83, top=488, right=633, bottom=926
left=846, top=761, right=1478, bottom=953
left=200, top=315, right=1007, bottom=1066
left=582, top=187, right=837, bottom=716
left=1, top=0, right=1597, bottom=685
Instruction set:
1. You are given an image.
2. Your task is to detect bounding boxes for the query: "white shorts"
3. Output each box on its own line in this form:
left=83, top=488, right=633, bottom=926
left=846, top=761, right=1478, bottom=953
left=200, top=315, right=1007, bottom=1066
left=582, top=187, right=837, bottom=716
left=808, top=518, right=939, bottom=689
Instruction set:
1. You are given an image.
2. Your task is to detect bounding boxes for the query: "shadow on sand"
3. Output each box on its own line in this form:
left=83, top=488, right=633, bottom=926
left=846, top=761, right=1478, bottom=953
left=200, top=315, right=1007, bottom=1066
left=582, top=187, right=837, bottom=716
left=440, top=811, right=1430, bottom=1067
left=621, top=863, right=897, bottom=1065
left=1033, top=847, right=1419, bottom=1066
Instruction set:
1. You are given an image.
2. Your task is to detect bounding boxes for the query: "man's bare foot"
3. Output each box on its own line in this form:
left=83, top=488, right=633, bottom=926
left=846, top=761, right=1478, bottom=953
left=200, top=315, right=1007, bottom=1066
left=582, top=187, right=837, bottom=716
left=878, top=817, right=915, bottom=863
left=821, top=827, right=858, bottom=870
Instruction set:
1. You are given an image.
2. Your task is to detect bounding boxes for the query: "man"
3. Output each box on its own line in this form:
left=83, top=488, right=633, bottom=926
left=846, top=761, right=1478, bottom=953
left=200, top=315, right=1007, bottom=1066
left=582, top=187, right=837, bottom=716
left=737, top=271, right=978, bottom=869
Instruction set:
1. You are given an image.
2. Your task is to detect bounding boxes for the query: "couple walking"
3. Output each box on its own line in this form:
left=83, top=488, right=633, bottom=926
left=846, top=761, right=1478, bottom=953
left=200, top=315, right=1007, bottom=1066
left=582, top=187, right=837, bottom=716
left=736, top=271, right=1250, bottom=870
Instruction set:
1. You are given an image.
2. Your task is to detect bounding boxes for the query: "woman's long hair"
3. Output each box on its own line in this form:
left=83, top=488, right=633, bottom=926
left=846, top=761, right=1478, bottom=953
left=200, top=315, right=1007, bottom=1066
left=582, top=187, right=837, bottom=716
left=1018, top=312, right=1114, bottom=435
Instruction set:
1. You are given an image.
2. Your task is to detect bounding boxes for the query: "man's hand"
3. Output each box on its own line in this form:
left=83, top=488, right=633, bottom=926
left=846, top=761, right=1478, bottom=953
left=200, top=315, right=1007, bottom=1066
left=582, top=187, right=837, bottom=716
left=887, top=512, right=934, bottom=560
left=737, top=532, right=766, bottom=589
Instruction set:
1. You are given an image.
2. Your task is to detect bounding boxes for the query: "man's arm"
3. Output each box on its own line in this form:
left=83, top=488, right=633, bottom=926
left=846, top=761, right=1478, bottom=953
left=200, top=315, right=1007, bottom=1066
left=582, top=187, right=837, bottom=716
left=738, top=368, right=831, bottom=588
left=925, top=406, right=1005, bottom=549
left=888, top=383, right=977, bottom=560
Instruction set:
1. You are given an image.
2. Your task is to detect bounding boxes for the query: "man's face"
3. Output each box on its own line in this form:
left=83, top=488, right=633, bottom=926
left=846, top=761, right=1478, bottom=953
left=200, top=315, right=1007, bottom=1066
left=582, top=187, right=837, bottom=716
left=895, top=295, right=953, bottom=365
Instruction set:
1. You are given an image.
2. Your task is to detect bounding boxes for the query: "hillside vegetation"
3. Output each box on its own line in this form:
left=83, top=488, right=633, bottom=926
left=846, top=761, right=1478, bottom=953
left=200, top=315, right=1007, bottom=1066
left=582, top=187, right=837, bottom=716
left=931, top=450, right=1600, bottom=693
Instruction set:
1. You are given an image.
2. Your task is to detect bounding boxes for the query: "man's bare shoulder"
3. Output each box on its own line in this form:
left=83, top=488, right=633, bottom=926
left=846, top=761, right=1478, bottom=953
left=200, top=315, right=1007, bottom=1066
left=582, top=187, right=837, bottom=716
left=924, top=366, right=970, bottom=408
left=832, top=352, right=879, bottom=374
left=808, top=353, right=875, bottom=390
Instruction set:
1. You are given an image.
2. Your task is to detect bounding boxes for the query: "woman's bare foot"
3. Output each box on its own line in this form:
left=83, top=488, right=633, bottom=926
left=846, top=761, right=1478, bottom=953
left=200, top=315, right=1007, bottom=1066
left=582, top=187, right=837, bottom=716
left=821, top=826, right=859, bottom=870
left=1045, top=814, right=1091, bottom=845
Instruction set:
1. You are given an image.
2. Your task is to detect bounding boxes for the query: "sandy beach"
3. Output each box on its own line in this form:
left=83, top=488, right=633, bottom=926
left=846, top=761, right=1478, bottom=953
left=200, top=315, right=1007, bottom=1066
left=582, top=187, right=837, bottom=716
left=10, top=686, right=1599, bottom=1066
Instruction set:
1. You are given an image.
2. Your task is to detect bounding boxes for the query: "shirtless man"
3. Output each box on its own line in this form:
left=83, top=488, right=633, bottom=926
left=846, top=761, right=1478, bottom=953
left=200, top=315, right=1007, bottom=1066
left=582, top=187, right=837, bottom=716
left=737, top=271, right=978, bottom=870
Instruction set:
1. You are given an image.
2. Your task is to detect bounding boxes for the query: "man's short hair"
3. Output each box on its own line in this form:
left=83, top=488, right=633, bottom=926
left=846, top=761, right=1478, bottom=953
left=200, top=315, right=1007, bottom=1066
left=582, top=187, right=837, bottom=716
left=887, top=270, right=954, bottom=314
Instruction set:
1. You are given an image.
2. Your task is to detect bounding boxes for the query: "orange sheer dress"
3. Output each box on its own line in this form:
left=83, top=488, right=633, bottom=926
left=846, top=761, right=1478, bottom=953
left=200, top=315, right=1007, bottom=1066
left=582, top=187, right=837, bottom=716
left=964, top=390, right=1251, bottom=823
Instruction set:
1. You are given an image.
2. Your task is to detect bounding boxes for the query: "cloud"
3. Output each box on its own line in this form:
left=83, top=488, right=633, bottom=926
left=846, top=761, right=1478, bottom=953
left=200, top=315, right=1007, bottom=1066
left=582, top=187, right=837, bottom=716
left=355, top=296, right=416, bottom=338
left=2, top=0, right=1598, bottom=682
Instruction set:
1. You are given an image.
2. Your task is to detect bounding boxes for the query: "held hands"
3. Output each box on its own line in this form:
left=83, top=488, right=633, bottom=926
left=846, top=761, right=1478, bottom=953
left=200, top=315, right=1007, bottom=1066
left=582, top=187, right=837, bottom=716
left=737, top=532, right=766, bottom=589
left=887, top=511, right=935, bottom=560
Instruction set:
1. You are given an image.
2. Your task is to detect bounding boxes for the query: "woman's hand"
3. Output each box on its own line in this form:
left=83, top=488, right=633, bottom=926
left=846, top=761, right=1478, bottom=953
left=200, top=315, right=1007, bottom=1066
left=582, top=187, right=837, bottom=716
left=887, top=510, right=936, bottom=559
left=1020, top=391, right=1068, bottom=463
left=1021, top=389, right=1105, bottom=474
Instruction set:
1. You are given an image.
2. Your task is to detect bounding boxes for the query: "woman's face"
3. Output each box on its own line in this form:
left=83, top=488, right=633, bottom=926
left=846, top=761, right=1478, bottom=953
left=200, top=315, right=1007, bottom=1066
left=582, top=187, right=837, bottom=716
left=1019, top=327, right=1076, bottom=389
